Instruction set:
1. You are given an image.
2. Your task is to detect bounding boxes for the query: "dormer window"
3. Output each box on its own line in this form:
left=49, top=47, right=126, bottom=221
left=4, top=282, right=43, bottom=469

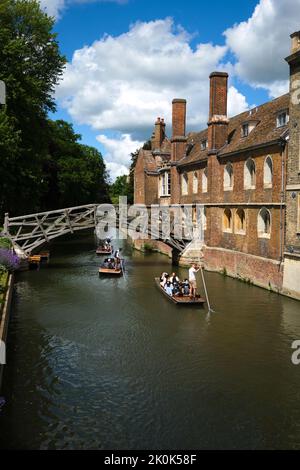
left=277, top=111, right=288, bottom=128
left=201, top=139, right=207, bottom=150
left=242, top=123, right=249, bottom=137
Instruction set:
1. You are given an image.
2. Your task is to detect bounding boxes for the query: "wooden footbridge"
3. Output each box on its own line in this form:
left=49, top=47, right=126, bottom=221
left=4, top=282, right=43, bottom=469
left=2, top=203, right=201, bottom=257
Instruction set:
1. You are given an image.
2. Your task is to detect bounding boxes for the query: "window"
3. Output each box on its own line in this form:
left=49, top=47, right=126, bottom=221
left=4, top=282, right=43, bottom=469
left=224, top=163, right=233, bottom=190
left=203, top=207, right=207, bottom=231
left=244, top=158, right=256, bottom=189
left=223, top=208, right=233, bottom=232
left=264, top=156, right=273, bottom=188
left=160, top=171, right=170, bottom=196
left=202, top=167, right=208, bottom=193
left=235, top=208, right=246, bottom=234
left=277, top=111, right=288, bottom=128
left=181, top=173, right=188, bottom=195
left=258, top=207, right=271, bottom=238
left=201, top=139, right=207, bottom=150
left=242, top=123, right=249, bottom=137
left=192, top=172, right=198, bottom=194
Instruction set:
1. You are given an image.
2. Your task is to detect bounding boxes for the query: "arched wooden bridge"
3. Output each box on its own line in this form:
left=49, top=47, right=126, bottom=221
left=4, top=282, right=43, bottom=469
left=2, top=204, right=203, bottom=257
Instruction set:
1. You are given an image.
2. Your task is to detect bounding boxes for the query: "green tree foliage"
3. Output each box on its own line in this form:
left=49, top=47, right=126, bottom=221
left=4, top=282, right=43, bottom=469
left=0, top=0, right=66, bottom=215
left=0, top=1, right=110, bottom=218
left=109, top=175, right=131, bottom=205
left=42, top=120, right=110, bottom=208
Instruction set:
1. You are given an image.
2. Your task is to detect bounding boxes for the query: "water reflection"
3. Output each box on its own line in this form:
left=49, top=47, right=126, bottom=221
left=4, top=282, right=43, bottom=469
left=0, top=233, right=300, bottom=449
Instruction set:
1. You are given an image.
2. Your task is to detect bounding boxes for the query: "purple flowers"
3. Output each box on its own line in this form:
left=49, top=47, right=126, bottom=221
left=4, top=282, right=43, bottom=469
left=0, top=249, right=20, bottom=272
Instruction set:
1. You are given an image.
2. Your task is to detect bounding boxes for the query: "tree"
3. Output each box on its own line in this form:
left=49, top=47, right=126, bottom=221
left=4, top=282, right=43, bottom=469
left=109, top=175, right=131, bottom=205
left=0, top=0, right=66, bottom=216
left=42, top=120, right=110, bottom=209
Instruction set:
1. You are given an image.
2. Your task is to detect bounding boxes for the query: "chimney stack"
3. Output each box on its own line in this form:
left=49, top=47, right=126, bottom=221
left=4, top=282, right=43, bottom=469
left=207, top=71, right=229, bottom=153
left=290, top=31, right=300, bottom=54
left=171, top=99, right=187, bottom=163
left=172, top=99, right=186, bottom=139
left=152, top=117, right=166, bottom=151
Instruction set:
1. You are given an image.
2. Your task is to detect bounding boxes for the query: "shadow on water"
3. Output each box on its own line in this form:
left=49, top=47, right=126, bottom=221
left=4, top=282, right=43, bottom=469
left=1, top=232, right=300, bottom=450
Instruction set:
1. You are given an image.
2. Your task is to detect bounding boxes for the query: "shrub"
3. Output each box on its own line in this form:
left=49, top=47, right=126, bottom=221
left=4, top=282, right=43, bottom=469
left=0, top=234, right=11, bottom=249
left=0, top=249, right=20, bottom=272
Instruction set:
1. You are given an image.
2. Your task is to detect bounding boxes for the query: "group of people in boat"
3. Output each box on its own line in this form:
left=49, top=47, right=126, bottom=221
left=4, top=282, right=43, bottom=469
left=102, top=248, right=122, bottom=270
left=98, top=237, right=112, bottom=253
left=159, top=264, right=201, bottom=299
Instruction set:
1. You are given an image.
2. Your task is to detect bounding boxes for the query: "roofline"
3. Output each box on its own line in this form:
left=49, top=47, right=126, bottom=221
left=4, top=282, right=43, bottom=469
left=177, top=157, right=208, bottom=169
left=217, top=138, right=285, bottom=159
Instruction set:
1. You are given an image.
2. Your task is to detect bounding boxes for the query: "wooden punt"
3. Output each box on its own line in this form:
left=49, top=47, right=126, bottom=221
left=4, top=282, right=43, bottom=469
left=99, top=260, right=124, bottom=276
left=39, top=251, right=50, bottom=262
left=154, top=278, right=205, bottom=306
left=96, top=246, right=113, bottom=255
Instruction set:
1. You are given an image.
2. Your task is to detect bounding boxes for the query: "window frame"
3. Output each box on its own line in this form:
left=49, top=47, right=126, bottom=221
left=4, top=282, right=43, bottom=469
left=257, top=207, right=271, bottom=239
left=235, top=208, right=246, bottom=235
left=181, top=172, right=188, bottom=196
left=224, top=162, right=233, bottom=191
left=263, top=155, right=273, bottom=189
left=244, top=158, right=256, bottom=190
left=223, top=208, right=233, bottom=233
left=202, top=167, right=208, bottom=193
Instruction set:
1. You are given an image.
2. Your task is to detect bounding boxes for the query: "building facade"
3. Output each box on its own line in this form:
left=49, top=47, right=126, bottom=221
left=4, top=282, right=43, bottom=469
left=134, top=32, right=300, bottom=300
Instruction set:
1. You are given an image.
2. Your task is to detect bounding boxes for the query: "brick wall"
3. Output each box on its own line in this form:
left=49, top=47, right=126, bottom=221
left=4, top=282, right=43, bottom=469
left=203, top=246, right=283, bottom=291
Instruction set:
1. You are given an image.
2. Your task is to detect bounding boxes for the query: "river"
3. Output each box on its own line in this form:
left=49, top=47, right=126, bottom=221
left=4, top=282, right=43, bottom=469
left=0, top=233, right=300, bottom=449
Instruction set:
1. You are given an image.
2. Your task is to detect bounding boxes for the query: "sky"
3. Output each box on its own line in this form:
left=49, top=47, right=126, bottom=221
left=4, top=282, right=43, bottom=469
left=39, top=0, right=300, bottom=180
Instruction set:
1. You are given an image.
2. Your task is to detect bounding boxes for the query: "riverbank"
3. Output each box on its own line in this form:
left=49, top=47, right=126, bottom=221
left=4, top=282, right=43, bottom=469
left=0, top=273, right=14, bottom=391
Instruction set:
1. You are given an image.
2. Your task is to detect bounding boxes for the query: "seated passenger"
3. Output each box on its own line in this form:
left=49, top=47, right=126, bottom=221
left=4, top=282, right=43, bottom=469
left=182, top=279, right=190, bottom=296
left=170, top=272, right=180, bottom=284
left=160, top=273, right=169, bottom=287
left=164, top=281, right=173, bottom=296
left=172, top=282, right=181, bottom=296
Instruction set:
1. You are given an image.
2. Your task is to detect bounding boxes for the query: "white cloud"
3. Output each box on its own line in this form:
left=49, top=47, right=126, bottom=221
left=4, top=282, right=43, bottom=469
left=39, top=0, right=65, bottom=18
left=224, top=0, right=300, bottom=97
left=97, top=133, right=143, bottom=180
left=227, top=86, right=250, bottom=117
left=57, top=18, right=233, bottom=135
left=56, top=18, right=252, bottom=179
left=39, top=0, right=126, bottom=19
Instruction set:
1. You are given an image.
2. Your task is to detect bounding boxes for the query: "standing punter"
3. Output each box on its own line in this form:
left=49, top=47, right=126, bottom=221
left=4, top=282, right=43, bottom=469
left=188, top=263, right=200, bottom=300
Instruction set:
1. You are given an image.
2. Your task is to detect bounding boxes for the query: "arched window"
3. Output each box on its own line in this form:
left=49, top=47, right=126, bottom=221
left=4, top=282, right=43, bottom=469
left=203, top=206, right=207, bottom=231
left=223, top=208, right=233, bottom=232
left=202, top=167, right=208, bottom=193
left=193, top=172, right=198, bottom=194
left=244, top=158, right=256, bottom=189
left=258, top=207, right=271, bottom=238
left=224, top=162, right=233, bottom=190
left=235, top=208, right=246, bottom=234
left=181, top=172, right=188, bottom=195
left=264, top=156, right=273, bottom=188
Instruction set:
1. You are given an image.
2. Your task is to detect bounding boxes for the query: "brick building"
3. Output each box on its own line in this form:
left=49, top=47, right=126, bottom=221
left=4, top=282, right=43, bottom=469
left=134, top=32, right=300, bottom=300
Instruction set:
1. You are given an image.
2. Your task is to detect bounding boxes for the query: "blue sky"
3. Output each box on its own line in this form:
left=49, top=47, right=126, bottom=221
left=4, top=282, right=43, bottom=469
left=41, top=0, right=300, bottom=180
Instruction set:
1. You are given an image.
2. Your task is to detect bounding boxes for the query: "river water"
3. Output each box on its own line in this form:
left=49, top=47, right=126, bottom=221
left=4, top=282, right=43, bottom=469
left=0, top=233, right=300, bottom=449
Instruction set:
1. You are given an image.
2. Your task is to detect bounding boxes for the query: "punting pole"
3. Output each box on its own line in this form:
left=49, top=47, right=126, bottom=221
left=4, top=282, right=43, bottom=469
left=200, top=264, right=214, bottom=313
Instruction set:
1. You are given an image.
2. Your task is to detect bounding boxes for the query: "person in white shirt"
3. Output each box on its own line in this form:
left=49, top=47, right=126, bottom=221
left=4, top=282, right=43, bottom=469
left=164, top=281, right=173, bottom=296
left=188, top=264, right=200, bottom=299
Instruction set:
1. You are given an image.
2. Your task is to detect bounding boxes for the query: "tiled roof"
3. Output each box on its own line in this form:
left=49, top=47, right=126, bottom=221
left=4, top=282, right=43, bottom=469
left=141, top=150, right=158, bottom=173
left=177, top=93, right=289, bottom=168
left=160, top=137, right=171, bottom=154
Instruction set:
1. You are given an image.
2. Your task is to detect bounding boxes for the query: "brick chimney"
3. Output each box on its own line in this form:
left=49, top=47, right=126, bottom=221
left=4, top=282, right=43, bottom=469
left=170, top=99, right=187, bottom=203
left=171, top=99, right=187, bottom=161
left=207, top=71, right=229, bottom=154
left=152, top=117, right=166, bottom=151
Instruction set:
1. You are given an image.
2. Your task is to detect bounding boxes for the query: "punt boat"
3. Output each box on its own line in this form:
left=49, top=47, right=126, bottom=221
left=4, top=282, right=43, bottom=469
left=154, top=277, right=205, bottom=305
